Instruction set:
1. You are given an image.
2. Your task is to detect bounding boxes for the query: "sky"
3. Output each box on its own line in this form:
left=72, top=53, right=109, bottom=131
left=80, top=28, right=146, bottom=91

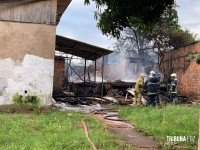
left=56, top=0, right=200, bottom=50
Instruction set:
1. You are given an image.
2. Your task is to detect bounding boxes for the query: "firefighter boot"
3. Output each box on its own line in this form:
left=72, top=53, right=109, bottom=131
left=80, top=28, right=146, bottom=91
left=133, top=98, right=137, bottom=106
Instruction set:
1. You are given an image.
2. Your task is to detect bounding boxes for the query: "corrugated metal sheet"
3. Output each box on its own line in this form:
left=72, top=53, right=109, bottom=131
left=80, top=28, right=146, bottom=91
left=56, top=35, right=113, bottom=61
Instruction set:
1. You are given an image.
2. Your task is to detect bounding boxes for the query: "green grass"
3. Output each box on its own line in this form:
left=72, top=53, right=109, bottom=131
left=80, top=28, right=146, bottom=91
left=112, top=104, right=199, bottom=149
left=0, top=110, right=133, bottom=150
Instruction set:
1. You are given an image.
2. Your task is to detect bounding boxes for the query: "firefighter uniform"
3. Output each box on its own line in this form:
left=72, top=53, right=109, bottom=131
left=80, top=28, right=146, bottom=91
left=145, top=75, right=159, bottom=106
left=134, top=75, right=145, bottom=106
left=169, top=74, right=178, bottom=102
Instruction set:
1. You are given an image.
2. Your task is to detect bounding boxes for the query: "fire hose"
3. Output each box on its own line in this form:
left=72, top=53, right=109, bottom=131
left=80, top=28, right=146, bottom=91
left=81, top=119, right=97, bottom=150
left=104, top=114, right=125, bottom=121
left=81, top=111, right=97, bottom=150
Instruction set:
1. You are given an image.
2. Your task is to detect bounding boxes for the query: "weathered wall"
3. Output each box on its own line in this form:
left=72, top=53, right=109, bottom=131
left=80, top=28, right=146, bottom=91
left=0, top=21, right=56, bottom=106
left=0, top=0, right=57, bottom=25
left=53, top=58, right=65, bottom=92
left=0, top=54, right=54, bottom=106
left=161, top=42, right=200, bottom=100
left=0, top=21, right=55, bottom=60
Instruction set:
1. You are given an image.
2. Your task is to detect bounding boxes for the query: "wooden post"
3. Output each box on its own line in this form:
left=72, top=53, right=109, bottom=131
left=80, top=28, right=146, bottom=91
left=84, top=58, right=87, bottom=83
left=93, top=56, right=96, bottom=99
left=101, top=56, right=104, bottom=104
left=84, top=58, right=87, bottom=95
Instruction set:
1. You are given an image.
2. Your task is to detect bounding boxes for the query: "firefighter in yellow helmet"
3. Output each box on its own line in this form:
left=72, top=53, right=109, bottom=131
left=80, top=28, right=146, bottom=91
left=133, top=74, right=145, bottom=106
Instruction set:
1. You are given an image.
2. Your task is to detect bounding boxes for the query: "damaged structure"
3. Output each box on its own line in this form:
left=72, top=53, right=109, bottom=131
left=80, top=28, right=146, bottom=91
left=0, top=0, right=115, bottom=106
left=161, top=41, right=200, bottom=101
left=53, top=36, right=116, bottom=100
left=0, top=0, right=72, bottom=106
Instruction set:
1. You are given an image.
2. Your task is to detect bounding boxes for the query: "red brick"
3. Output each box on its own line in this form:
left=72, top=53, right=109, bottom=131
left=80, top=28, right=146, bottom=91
left=161, top=41, right=200, bottom=101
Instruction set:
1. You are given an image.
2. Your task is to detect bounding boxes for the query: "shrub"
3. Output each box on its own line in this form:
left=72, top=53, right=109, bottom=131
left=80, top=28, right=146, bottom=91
left=195, top=54, right=200, bottom=64
left=185, top=54, right=196, bottom=62
left=12, top=93, right=41, bottom=113
left=186, top=53, right=200, bottom=64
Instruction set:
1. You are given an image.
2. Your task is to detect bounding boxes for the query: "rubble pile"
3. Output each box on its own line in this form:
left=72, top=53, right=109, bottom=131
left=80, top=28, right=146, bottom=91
left=53, top=81, right=136, bottom=106
left=53, top=80, right=191, bottom=110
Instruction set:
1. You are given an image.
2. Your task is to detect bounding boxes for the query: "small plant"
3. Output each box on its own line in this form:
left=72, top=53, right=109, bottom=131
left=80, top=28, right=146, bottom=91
left=12, top=92, right=41, bottom=113
left=186, top=53, right=200, bottom=64
left=12, top=93, right=23, bottom=107
left=185, top=54, right=196, bottom=62
left=195, top=54, right=200, bottom=64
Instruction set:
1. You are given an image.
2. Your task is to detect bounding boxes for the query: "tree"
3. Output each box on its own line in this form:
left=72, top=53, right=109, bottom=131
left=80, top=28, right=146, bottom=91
left=113, top=6, right=196, bottom=75
left=85, top=0, right=196, bottom=78
left=84, top=0, right=175, bottom=38
left=142, top=7, right=196, bottom=68
left=113, top=28, right=157, bottom=75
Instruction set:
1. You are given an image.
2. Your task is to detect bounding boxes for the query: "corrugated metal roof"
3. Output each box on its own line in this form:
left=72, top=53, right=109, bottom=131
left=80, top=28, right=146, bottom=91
left=56, top=35, right=113, bottom=61
left=57, top=0, right=72, bottom=25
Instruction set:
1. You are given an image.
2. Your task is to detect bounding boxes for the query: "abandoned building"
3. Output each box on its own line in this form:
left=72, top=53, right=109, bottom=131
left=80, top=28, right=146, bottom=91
left=161, top=41, right=200, bottom=101
left=0, top=0, right=112, bottom=106
left=54, top=36, right=112, bottom=93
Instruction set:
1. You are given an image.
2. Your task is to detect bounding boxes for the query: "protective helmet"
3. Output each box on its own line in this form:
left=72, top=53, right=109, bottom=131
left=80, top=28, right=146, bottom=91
left=149, top=71, right=155, bottom=75
left=170, top=73, right=177, bottom=77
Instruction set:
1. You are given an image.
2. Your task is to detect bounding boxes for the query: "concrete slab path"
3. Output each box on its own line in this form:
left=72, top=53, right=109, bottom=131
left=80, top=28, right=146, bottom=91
left=94, top=114, right=158, bottom=149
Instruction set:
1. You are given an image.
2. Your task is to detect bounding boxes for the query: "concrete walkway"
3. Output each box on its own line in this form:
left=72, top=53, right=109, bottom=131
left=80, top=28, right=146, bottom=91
left=108, top=127, right=158, bottom=149
left=94, top=114, right=158, bottom=149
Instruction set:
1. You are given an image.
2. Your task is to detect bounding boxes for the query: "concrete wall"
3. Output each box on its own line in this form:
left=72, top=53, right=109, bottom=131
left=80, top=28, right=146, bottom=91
left=0, top=21, right=56, bottom=106
left=53, top=58, right=65, bottom=92
left=0, top=21, right=55, bottom=60
left=161, top=42, right=200, bottom=100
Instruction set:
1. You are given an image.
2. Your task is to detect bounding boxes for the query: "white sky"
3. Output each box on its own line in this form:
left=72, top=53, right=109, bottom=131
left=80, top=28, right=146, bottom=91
left=56, top=0, right=200, bottom=49
left=176, top=0, right=200, bottom=39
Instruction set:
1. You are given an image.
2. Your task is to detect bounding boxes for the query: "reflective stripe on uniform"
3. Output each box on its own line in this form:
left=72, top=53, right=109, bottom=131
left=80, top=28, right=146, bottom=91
left=147, top=82, right=158, bottom=85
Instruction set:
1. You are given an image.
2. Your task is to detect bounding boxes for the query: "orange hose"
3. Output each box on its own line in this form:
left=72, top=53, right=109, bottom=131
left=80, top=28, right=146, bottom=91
left=81, top=119, right=97, bottom=150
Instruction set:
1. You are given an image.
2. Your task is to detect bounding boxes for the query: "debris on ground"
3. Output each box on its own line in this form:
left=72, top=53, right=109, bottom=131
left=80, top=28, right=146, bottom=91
left=53, top=80, right=192, bottom=110
left=53, top=102, right=101, bottom=113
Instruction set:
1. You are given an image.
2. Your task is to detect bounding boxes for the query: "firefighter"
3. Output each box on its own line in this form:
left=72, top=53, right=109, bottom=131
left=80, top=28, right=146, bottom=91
left=169, top=73, right=178, bottom=102
left=145, top=71, right=159, bottom=106
left=133, top=74, right=145, bottom=106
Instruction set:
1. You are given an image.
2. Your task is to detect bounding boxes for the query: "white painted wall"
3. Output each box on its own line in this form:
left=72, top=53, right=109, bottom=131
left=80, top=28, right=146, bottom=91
left=0, top=54, right=54, bottom=106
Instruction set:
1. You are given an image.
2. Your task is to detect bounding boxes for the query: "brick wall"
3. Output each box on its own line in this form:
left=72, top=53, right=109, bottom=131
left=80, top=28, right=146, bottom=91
left=161, top=41, right=200, bottom=100
left=53, top=58, right=65, bottom=92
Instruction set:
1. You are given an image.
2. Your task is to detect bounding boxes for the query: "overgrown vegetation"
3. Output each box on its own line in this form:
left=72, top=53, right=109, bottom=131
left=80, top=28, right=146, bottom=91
left=112, top=105, right=199, bottom=149
left=186, top=53, right=200, bottom=64
left=12, top=93, right=41, bottom=113
left=0, top=110, right=133, bottom=150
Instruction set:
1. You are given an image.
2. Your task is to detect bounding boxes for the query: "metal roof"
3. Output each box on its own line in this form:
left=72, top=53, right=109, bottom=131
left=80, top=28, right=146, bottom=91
left=57, top=0, right=72, bottom=25
left=56, top=35, right=113, bottom=61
